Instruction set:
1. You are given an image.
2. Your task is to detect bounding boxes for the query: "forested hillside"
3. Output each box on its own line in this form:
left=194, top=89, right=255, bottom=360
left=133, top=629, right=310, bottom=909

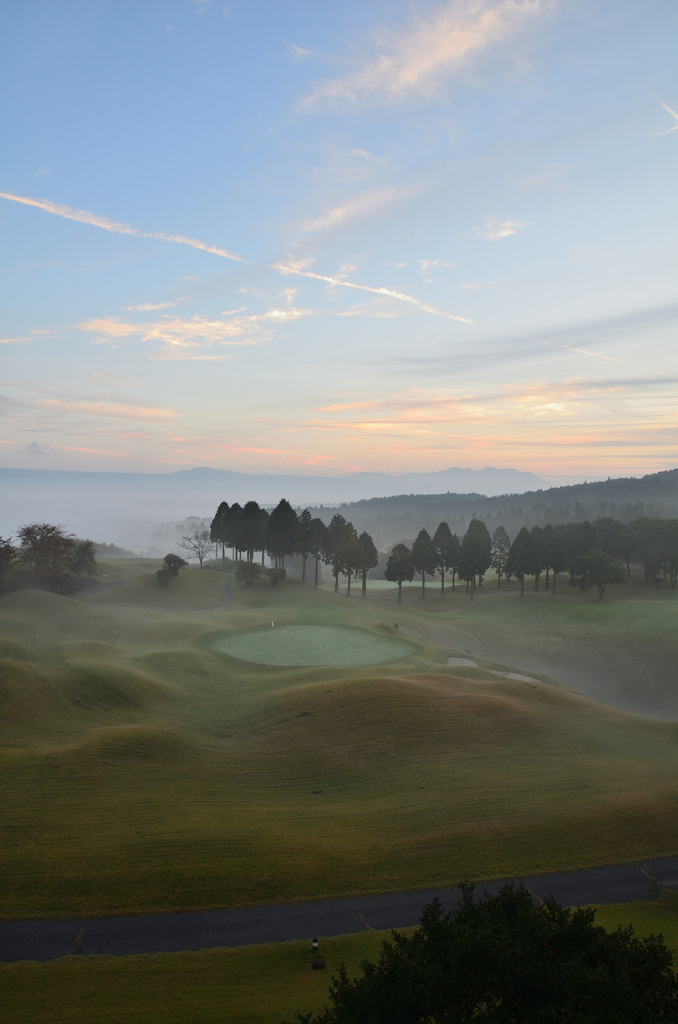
left=308, top=470, right=678, bottom=548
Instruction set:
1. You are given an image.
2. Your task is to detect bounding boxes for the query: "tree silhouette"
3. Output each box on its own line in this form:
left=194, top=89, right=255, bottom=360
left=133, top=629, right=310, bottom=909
left=385, top=543, right=414, bottom=604
left=0, top=538, right=17, bottom=595
left=18, top=523, right=75, bottom=588
left=287, top=883, right=678, bottom=1024
left=458, top=519, right=492, bottom=598
left=506, top=526, right=534, bottom=597
left=569, top=548, right=627, bottom=600
left=433, top=521, right=456, bottom=593
left=490, top=525, right=511, bottom=588
left=266, top=499, right=299, bottom=569
left=357, top=531, right=379, bottom=597
left=308, top=518, right=327, bottom=587
left=179, top=529, right=212, bottom=567
left=210, top=501, right=230, bottom=562
left=323, top=513, right=348, bottom=592
left=411, top=528, right=437, bottom=598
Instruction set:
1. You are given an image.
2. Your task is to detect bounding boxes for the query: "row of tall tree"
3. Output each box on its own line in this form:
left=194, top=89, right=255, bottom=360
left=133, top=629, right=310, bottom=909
left=210, top=500, right=380, bottom=595
left=209, top=501, right=678, bottom=600
left=385, top=515, right=678, bottom=603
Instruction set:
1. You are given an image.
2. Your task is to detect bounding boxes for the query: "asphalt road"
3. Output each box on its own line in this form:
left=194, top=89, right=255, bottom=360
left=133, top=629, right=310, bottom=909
left=2, top=856, right=678, bottom=963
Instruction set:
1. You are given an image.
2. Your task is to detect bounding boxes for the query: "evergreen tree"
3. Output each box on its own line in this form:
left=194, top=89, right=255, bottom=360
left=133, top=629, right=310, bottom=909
left=490, top=525, right=511, bottom=588
left=297, top=508, right=314, bottom=582
left=385, top=543, right=414, bottom=604
left=506, top=526, right=535, bottom=597
left=433, top=521, right=455, bottom=593
left=528, top=525, right=547, bottom=591
left=240, top=500, right=268, bottom=563
left=225, top=502, right=243, bottom=561
left=458, top=519, right=492, bottom=598
left=210, top=501, right=229, bottom=562
left=357, top=531, right=379, bottom=597
left=336, top=521, right=361, bottom=596
left=265, top=499, right=299, bottom=569
left=542, top=523, right=568, bottom=594
left=411, top=528, right=438, bottom=598
left=323, top=513, right=348, bottom=592
left=308, top=518, right=327, bottom=587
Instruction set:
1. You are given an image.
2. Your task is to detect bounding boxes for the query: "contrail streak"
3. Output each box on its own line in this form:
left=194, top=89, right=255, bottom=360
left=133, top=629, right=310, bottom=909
left=649, top=90, right=678, bottom=134
left=272, top=264, right=475, bottom=325
left=0, top=190, right=249, bottom=264
left=1, top=188, right=474, bottom=325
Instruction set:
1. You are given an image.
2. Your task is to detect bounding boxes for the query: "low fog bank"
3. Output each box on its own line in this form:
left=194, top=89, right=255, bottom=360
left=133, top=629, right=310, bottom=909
left=447, top=624, right=678, bottom=722
left=1, top=465, right=546, bottom=548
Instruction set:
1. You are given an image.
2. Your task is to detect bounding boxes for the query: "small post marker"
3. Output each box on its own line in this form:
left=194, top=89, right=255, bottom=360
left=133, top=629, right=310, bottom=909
left=310, top=937, right=325, bottom=969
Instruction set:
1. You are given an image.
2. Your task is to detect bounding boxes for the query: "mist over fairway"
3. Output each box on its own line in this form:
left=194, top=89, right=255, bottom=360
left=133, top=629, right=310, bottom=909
left=1, top=558, right=678, bottom=925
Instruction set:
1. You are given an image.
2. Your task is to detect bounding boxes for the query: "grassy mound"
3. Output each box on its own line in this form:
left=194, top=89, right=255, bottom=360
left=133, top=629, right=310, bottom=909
left=46, top=724, right=197, bottom=767
left=88, top=569, right=228, bottom=611
left=0, top=655, right=174, bottom=747
left=1, top=568, right=678, bottom=919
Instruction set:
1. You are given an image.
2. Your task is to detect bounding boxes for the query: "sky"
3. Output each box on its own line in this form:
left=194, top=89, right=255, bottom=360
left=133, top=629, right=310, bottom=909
left=1, top=0, right=677, bottom=485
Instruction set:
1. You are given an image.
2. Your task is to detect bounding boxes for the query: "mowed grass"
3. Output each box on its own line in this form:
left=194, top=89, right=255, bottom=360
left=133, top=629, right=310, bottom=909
left=0, top=929, right=393, bottom=1024
left=1, top=566, right=678, bottom=921
left=4, top=894, right=678, bottom=1024
left=211, top=624, right=413, bottom=665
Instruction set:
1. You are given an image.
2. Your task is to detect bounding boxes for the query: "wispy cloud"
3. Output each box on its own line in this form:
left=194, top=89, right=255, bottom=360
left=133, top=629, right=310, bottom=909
left=472, top=216, right=529, bottom=240
left=558, top=345, right=621, bottom=364
left=0, top=190, right=248, bottom=264
left=35, top=398, right=177, bottom=421
left=511, top=164, right=570, bottom=190
left=297, top=183, right=422, bottom=236
left=273, top=261, right=475, bottom=324
left=1, top=189, right=476, bottom=327
left=419, top=259, right=457, bottom=272
left=300, top=0, right=549, bottom=109
left=123, top=298, right=187, bottom=312
left=76, top=306, right=309, bottom=355
left=649, top=90, right=678, bottom=135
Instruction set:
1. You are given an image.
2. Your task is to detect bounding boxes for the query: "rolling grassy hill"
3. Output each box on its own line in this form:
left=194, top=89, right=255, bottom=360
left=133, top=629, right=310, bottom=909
left=1, top=562, right=678, bottom=921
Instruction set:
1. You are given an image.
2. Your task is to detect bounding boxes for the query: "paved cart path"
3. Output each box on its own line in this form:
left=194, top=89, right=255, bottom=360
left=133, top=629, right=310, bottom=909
left=2, top=856, right=677, bottom=963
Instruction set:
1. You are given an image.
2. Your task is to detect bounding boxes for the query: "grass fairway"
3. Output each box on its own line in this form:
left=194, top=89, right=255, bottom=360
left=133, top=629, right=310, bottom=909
left=1, top=564, right=678, bottom=924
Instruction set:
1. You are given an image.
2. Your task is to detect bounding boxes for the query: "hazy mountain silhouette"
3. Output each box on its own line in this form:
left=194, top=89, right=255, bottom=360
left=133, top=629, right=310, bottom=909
left=1, top=465, right=543, bottom=543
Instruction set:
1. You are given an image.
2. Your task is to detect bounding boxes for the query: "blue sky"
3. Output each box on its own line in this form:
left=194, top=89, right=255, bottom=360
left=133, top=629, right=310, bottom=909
left=1, top=0, right=677, bottom=482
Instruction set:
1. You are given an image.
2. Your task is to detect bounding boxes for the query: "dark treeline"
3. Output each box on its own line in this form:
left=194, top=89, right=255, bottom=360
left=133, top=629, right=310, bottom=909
left=306, top=468, right=678, bottom=549
left=206, top=492, right=678, bottom=603
left=208, top=499, right=379, bottom=595
left=390, top=516, right=678, bottom=602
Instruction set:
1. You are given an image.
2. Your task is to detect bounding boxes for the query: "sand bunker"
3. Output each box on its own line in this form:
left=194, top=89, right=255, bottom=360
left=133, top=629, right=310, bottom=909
left=494, top=671, right=543, bottom=683
left=447, top=656, right=542, bottom=684
left=211, top=625, right=413, bottom=667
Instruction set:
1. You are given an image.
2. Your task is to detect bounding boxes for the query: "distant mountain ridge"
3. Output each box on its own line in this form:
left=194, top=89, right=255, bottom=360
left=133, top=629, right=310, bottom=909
left=0, top=464, right=543, bottom=541
left=314, top=468, right=678, bottom=548
left=2, top=464, right=676, bottom=551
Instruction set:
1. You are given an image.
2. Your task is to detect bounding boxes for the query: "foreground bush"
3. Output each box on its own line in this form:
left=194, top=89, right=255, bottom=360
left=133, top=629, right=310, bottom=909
left=287, top=883, right=678, bottom=1023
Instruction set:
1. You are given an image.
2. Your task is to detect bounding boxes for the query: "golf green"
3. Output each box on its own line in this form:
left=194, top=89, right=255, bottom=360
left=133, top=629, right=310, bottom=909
left=211, top=625, right=413, bottom=666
